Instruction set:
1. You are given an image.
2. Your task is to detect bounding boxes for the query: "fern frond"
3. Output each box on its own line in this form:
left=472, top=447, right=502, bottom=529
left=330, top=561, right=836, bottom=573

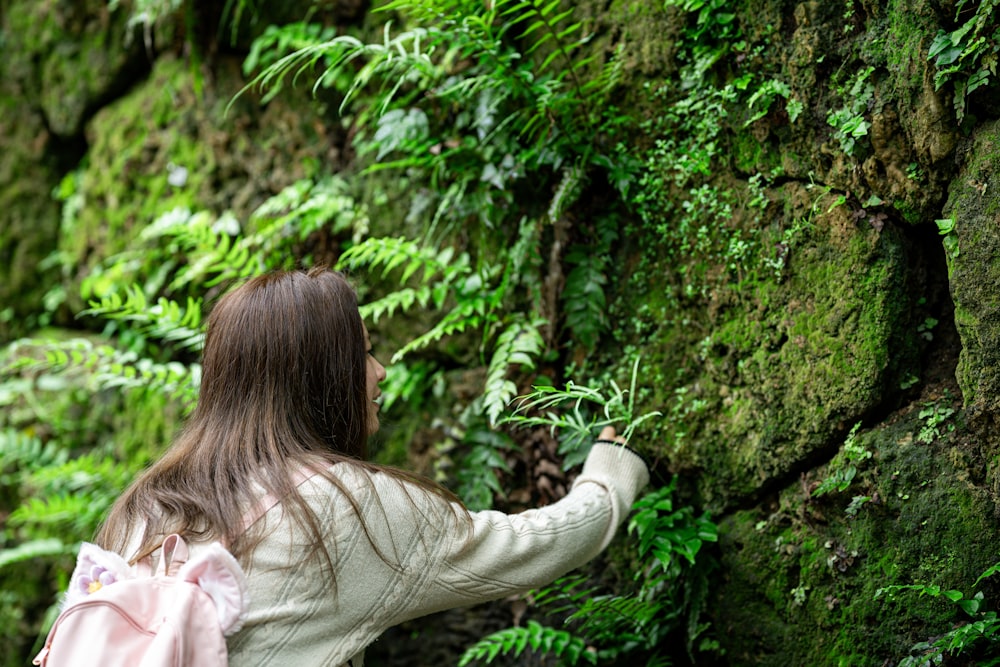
left=0, top=429, right=69, bottom=484
left=4, top=338, right=199, bottom=408
left=249, top=176, right=365, bottom=242
left=570, top=594, right=669, bottom=637
left=338, top=236, right=468, bottom=289
left=0, top=539, right=72, bottom=570
left=241, top=27, right=444, bottom=112
left=137, top=208, right=255, bottom=290
left=9, top=492, right=110, bottom=537
left=549, top=164, right=586, bottom=223
left=28, top=453, right=134, bottom=497
left=453, top=416, right=518, bottom=511
left=458, top=620, right=596, bottom=666
left=582, top=42, right=626, bottom=101
left=391, top=291, right=490, bottom=362
left=531, top=574, right=599, bottom=615
left=483, top=316, right=545, bottom=425
left=359, top=286, right=434, bottom=323
left=562, top=247, right=608, bottom=348
left=81, top=285, right=205, bottom=352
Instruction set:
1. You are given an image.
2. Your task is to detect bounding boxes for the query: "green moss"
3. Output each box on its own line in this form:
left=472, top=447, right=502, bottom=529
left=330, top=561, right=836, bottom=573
left=943, top=120, right=1000, bottom=412
left=732, top=129, right=784, bottom=174
left=713, top=403, right=1000, bottom=665
left=62, top=53, right=340, bottom=309
left=676, top=193, right=911, bottom=508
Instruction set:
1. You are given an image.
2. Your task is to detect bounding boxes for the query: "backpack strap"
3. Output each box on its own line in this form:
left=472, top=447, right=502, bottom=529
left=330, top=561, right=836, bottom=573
left=240, top=465, right=323, bottom=534
left=155, top=534, right=189, bottom=576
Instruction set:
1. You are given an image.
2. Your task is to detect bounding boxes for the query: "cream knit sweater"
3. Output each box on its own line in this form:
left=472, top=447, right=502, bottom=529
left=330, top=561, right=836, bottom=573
left=216, top=443, right=648, bottom=666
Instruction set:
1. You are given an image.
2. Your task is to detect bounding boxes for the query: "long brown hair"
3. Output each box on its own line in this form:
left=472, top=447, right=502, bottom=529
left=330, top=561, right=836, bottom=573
left=96, top=268, right=459, bottom=573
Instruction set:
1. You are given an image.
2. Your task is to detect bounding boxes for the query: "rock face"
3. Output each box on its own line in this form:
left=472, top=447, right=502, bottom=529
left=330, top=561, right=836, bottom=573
left=946, top=120, right=1000, bottom=416
left=2, top=0, right=999, bottom=665
left=0, top=0, right=142, bottom=339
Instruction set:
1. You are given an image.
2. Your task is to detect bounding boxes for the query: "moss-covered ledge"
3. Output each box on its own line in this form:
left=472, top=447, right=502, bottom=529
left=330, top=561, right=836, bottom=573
left=710, top=398, right=1000, bottom=666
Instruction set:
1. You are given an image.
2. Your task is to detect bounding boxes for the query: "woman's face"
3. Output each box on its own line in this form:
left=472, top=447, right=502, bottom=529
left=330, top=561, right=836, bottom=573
left=363, top=323, right=386, bottom=435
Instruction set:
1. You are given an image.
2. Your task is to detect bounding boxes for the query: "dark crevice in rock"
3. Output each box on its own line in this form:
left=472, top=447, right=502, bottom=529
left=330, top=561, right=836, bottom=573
left=50, top=47, right=155, bottom=172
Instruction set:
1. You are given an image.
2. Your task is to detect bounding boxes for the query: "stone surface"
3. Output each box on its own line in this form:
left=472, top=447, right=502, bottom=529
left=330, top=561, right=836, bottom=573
left=944, top=119, right=1000, bottom=415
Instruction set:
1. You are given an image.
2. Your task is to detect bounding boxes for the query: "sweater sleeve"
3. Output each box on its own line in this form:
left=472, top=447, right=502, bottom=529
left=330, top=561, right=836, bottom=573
left=383, top=442, right=649, bottom=623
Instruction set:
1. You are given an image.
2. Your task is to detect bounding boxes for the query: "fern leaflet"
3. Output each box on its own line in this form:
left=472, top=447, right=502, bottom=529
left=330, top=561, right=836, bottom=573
left=483, top=316, right=545, bottom=425
left=458, top=620, right=596, bottom=666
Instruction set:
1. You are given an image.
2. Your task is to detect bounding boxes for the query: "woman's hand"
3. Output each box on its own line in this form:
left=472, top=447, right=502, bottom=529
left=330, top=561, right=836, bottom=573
left=597, top=425, right=627, bottom=445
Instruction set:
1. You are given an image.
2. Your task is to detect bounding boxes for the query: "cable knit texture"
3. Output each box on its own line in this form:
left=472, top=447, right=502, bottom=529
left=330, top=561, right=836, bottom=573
left=174, top=443, right=647, bottom=667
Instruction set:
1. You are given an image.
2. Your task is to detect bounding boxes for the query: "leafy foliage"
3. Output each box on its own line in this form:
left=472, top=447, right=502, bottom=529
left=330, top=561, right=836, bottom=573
left=0, top=171, right=370, bottom=661
left=826, top=67, right=875, bottom=157
left=459, top=620, right=596, bottom=666
left=459, top=480, right=720, bottom=665
left=812, top=422, right=870, bottom=497
left=503, top=357, right=663, bottom=467
left=876, top=559, right=1000, bottom=665
left=928, top=0, right=1000, bottom=123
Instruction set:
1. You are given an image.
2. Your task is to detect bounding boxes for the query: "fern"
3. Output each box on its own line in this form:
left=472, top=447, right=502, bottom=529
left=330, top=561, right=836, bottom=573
left=243, top=21, right=340, bottom=77
left=8, top=493, right=108, bottom=538
left=530, top=574, right=599, bottom=615
left=240, top=28, right=441, bottom=113
left=137, top=207, right=267, bottom=290
left=337, top=231, right=542, bottom=371
left=81, top=286, right=205, bottom=352
left=562, top=249, right=608, bottom=349
left=461, top=481, right=719, bottom=663
left=458, top=620, right=596, bottom=666
left=339, top=237, right=469, bottom=305
left=452, top=414, right=519, bottom=511
left=249, top=176, right=366, bottom=244
left=569, top=593, right=672, bottom=645
left=0, top=539, right=73, bottom=571
left=4, top=338, right=199, bottom=408
left=503, top=357, right=662, bottom=467
left=483, top=317, right=545, bottom=425
left=0, top=429, right=68, bottom=489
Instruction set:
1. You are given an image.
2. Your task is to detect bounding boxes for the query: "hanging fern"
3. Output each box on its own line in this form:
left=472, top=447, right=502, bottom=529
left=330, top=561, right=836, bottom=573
left=81, top=285, right=205, bottom=353
left=339, top=236, right=470, bottom=312
left=458, top=619, right=596, bottom=666
left=0, top=429, right=68, bottom=490
left=4, top=338, right=199, bottom=409
left=483, top=316, right=545, bottom=425
left=451, top=410, right=519, bottom=511
left=337, top=226, right=544, bottom=370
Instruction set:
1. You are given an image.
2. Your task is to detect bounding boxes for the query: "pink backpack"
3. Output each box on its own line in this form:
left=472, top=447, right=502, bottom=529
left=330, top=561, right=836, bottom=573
left=32, top=534, right=249, bottom=666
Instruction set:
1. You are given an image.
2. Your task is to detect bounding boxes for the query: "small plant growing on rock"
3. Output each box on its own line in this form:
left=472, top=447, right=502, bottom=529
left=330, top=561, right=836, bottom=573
left=876, top=559, right=1000, bottom=665
left=813, top=422, right=870, bottom=497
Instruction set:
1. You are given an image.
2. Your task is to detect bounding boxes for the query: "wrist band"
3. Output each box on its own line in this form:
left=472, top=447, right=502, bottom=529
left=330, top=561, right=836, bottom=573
left=593, top=439, right=650, bottom=467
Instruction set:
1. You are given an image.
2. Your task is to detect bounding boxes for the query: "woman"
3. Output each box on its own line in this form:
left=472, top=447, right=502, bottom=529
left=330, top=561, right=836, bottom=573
left=95, top=268, right=649, bottom=666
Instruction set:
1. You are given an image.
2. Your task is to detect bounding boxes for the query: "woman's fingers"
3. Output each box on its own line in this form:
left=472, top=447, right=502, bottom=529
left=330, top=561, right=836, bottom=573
left=598, top=425, right=625, bottom=444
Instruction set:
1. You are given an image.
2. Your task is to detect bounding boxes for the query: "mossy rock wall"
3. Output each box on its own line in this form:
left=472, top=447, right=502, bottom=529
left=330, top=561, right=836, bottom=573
left=944, top=119, right=1000, bottom=416
left=62, top=53, right=345, bottom=309
left=3, top=0, right=1000, bottom=665
left=0, top=0, right=142, bottom=339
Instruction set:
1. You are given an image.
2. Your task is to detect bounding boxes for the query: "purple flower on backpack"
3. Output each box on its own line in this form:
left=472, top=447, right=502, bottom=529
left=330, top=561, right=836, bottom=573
left=63, top=543, right=133, bottom=609
left=78, top=565, right=118, bottom=595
